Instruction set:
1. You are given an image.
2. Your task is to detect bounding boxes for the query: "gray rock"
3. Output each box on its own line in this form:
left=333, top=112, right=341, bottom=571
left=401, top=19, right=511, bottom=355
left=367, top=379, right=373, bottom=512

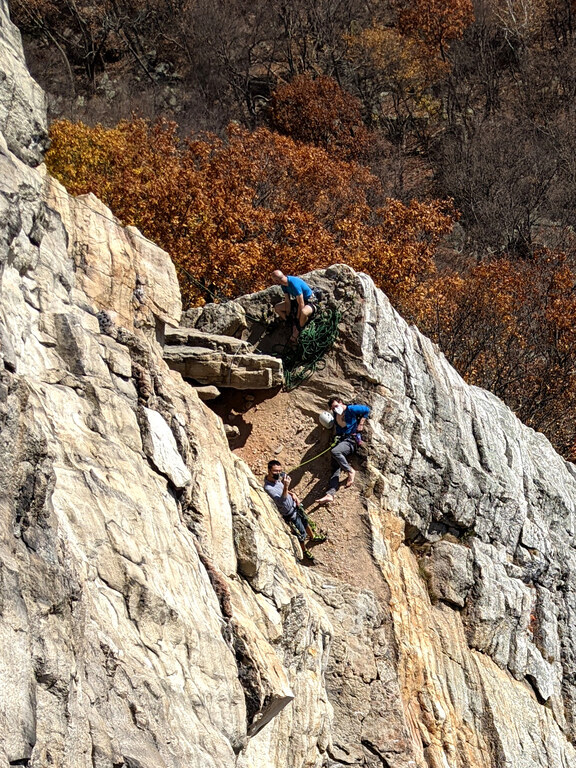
left=421, top=540, right=474, bottom=608
left=5, top=3, right=576, bottom=764
left=182, top=301, right=248, bottom=336
left=164, top=345, right=283, bottom=389
left=165, top=327, right=250, bottom=353
left=143, top=407, right=192, bottom=488
left=0, top=0, right=48, bottom=166
left=163, top=328, right=283, bottom=389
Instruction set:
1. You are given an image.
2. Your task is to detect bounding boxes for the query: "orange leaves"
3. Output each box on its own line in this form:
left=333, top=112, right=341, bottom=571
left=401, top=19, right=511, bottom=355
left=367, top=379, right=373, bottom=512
left=267, top=75, right=372, bottom=161
left=344, top=0, right=473, bottom=132
left=411, top=248, right=576, bottom=458
left=394, top=0, right=474, bottom=57
left=344, top=198, right=455, bottom=307
left=46, top=117, right=456, bottom=310
left=347, top=25, right=439, bottom=90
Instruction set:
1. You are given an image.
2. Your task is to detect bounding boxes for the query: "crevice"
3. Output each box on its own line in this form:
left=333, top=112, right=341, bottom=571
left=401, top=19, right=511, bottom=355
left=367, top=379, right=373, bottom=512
left=233, top=632, right=263, bottom=725
left=194, top=543, right=264, bottom=731
left=361, top=740, right=391, bottom=766
left=525, top=674, right=547, bottom=705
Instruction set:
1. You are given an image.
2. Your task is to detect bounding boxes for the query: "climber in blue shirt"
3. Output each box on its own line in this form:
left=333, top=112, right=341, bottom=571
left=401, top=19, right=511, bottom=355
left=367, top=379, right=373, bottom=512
left=271, top=270, right=317, bottom=343
left=317, top=396, right=370, bottom=505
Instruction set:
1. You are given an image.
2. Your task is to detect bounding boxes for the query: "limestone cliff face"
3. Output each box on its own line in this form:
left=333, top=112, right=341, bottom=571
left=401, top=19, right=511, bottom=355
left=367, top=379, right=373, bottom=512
left=0, top=5, right=330, bottom=766
left=2, top=2, right=576, bottom=767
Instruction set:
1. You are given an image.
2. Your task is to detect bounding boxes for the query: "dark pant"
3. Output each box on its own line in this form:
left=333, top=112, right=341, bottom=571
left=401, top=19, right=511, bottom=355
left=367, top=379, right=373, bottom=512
left=290, top=297, right=317, bottom=329
left=326, top=437, right=356, bottom=496
left=285, top=506, right=309, bottom=541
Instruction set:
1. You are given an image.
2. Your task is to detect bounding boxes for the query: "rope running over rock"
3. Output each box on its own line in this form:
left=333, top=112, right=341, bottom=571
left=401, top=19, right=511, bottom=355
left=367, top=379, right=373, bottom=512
left=278, top=306, right=342, bottom=391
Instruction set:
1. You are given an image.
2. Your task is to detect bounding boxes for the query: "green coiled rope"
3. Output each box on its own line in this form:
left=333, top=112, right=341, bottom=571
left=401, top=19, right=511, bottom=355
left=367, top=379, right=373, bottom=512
left=278, top=306, right=342, bottom=391
left=176, top=268, right=341, bottom=390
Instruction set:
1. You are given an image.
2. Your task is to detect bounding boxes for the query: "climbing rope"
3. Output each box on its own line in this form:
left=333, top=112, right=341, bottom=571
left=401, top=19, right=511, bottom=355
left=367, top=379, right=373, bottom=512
left=277, top=305, right=342, bottom=391
left=286, top=438, right=338, bottom=474
left=177, top=267, right=228, bottom=305
left=176, top=263, right=342, bottom=391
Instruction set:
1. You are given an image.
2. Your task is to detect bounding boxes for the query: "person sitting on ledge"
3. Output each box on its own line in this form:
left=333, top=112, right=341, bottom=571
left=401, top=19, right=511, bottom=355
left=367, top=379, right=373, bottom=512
left=271, top=270, right=317, bottom=343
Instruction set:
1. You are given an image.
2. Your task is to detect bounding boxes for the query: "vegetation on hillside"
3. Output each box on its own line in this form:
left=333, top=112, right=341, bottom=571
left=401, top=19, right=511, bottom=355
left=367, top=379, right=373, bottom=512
left=47, top=117, right=453, bottom=308
left=19, top=0, right=576, bottom=459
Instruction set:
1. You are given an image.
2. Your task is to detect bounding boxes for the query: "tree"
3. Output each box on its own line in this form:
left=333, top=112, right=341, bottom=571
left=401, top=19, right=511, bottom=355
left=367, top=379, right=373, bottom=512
left=435, top=116, right=561, bottom=257
left=394, top=0, right=474, bottom=61
left=414, top=249, right=576, bottom=458
left=267, top=74, right=371, bottom=160
left=10, top=0, right=167, bottom=89
left=46, top=117, right=454, bottom=309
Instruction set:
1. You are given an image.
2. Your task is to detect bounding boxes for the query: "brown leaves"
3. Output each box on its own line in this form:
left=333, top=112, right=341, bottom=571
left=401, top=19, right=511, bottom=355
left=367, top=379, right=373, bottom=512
left=267, top=75, right=372, bottom=161
left=394, top=0, right=474, bottom=57
left=46, top=117, right=455, bottom=311
left=413, top=249, right=576, bottom=458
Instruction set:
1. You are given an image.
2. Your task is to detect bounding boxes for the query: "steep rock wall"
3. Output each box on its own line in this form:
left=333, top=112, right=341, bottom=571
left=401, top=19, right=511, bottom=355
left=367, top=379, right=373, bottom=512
left=356, top=274, right=576, bottom=766
left=202, top=268, right=576, bottom=767
left=0, top=6, right=335, bottom=766
left=0, top=0, right=47, bottom=165
left=2, top=2, right=576, bottom=767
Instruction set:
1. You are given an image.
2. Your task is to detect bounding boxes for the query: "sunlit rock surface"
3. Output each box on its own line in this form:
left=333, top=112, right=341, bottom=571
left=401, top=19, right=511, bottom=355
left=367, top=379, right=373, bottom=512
left=3, top=1, right=576, bottom=766
left=0, top=0, right=47, bottom=165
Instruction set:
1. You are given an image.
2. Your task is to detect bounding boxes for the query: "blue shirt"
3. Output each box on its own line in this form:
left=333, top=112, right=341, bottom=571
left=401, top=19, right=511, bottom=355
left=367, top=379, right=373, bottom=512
left=263, top=477, right=297, bottom=520
left=335, top=404, right=371, bottom=437
left=282, top=276, right=314, bottom=303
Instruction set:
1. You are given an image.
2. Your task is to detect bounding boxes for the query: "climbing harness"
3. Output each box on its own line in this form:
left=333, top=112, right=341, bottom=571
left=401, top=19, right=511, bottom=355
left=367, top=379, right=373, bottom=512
left=275, top=305, right=342, bottom=391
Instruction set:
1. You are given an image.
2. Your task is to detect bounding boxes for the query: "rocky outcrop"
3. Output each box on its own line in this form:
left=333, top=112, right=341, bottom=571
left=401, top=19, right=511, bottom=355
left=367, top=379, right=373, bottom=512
left=0, top=0, right=48, bottom=165
left=163, top=327, right=283, bottom=390
left=4, top=2, right=576, bottom=767
left=0, top=5, right=331, bottom=764
left=353, top=267, right=576, bottom=767
left=200, top=264, right=576, bottom=767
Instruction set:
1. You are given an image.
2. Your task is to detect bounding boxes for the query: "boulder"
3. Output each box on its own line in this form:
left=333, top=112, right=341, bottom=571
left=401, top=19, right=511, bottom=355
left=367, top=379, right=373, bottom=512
left=182, top=300, right=248, bottom=336
left=195, top=385, right=221, bottom=401
left=164, top=345, right=283, bottom=389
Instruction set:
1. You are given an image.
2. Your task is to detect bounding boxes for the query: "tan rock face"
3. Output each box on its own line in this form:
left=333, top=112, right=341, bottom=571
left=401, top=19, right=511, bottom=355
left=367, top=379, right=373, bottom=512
left=0, top=8, right=332, bottom=763
left=163, top=328, right=284, bottom=390
left=4, top=3, right=576, bottom=767
left=43, top=181, right=182, bottom=331
left=195, top=266, right=576, bottom=768
left=355, top=272, right=576, bottom=768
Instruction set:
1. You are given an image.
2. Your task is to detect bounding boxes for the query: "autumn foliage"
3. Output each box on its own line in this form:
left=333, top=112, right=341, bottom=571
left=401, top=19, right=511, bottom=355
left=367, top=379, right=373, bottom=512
left=46, top=109, right=576, bottom=459
left=37, top=0, right=576, bottom=462
left=414, top=250, right=576, bottom=459
left=267, top=75, right=372, bottom=160
left=394, top=0, right=474, bottom=59
left=46, top=117, right=453, bottom=307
